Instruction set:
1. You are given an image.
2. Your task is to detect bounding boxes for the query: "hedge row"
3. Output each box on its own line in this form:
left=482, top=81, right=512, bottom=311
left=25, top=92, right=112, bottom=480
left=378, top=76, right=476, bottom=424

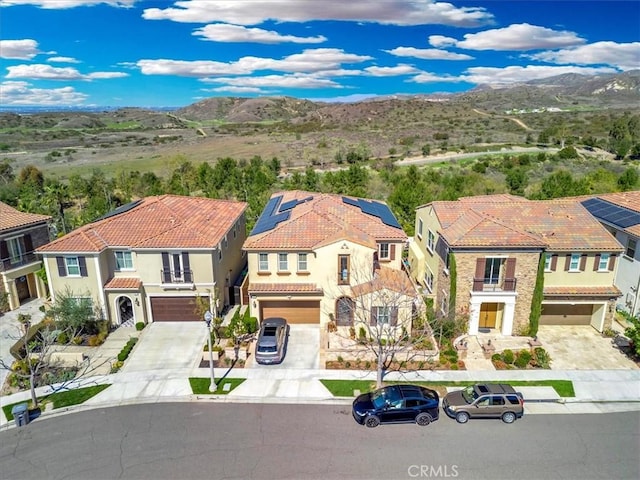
left=117, top=337, right=138, bottom=362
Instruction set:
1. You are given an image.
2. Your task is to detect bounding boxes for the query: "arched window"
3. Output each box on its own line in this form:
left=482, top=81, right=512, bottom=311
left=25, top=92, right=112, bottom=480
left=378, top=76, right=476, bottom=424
left=336, top=297, right=354, bottom=326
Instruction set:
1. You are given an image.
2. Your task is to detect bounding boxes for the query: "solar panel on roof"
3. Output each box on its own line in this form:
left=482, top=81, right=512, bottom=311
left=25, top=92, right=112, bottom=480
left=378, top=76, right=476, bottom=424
left=279, top=199, right=299, bottom=212
left=250, top=196, right=293, bottom=236
left=342, top=197, right=359, bottom=207
left=581, top=197, right=640, bottom=228
left=96, top=199, right=143, bottom=221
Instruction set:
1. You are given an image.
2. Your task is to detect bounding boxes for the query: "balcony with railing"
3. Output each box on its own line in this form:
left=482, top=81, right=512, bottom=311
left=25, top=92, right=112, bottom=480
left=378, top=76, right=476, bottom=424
left=160, top=268, right=193, bottom=284
left=1, top=252, right=40, bottom=272
left=473, top=277, right=517, bottom=292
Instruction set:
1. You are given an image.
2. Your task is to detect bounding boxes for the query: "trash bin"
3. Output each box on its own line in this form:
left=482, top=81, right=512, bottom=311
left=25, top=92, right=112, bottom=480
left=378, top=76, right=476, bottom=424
left=11, top=403, right=29, bottom=427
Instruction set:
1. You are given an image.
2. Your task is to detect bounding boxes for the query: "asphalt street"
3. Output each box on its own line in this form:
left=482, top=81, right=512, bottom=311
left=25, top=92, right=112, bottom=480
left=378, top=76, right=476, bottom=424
left=1, top=403, right=638, bottom=480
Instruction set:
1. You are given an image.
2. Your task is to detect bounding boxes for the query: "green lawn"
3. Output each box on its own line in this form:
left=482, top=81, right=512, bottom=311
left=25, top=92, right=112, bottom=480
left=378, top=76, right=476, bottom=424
left=189, top=377, right=245, bottom=395
left=320, top=379, right=575, bottom=398
left=3, top=384, right=111, bottom=421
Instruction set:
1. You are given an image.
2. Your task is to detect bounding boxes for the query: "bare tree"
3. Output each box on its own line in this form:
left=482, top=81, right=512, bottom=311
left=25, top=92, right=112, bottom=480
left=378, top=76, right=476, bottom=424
left=329, top=255, right=436, bottom=388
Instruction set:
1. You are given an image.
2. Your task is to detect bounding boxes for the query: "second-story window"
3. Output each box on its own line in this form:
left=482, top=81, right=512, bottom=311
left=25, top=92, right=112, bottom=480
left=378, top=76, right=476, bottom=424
left=484, top=258, right=504, bottom=284
left=626, top=238, right=637, bottom=259
left=66, top=257, right=81, bottom=276
left=425, top=270, right=434, bottom=292
left=597, top=253, right=610, bottom=271
left=544, top=253, right=552, bottom=271
left=6, top=237, right=24, bottom=264
left=379, top=243, right=390, bottom=260
left=569, top=253, right=581, bottom=272
left=258, top=253, right=269, bottom=271
left=417, top=218, right=423, bottom=239
left=297, top=253, right=308, bottom=271
left=427, top=231, right=435, bottom=253
left=278, top=253, right=288, bottom=271
left=338, top=254, right=350, bottom=284
left=115, top=251, right=133, bottom=270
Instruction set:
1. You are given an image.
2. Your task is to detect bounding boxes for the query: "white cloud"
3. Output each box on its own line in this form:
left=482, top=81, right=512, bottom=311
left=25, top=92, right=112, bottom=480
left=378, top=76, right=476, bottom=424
left=365, top=64, right=419, bottom=76
left=528, top=41, right=640, bottom=72
left=6, top=64, right=128, bottom=80
left=204, top=86, right=266, bottom=94
left=143, top=0, right=494, bottom=27
left=409, top=72, right=462, bottom=83
left=428, top=35, right=457, bottom=48
left=193, top=24, right=326, bottom=44
left=463, top=65, right=619, bottom=85
left=0, top=81, right=88, bottom=105
left=0, top=0, right=137, bottom=8
left=384, top=46, right=473, bottom=60
left=138, top=48, right=372, bottom=77
left=456, top=23, right=585, bottom=51
left=202, top=74, right=341, bottom=89
left=47, top=56, right=80, bottom=63
left=0, top=39, right=40, bottom=60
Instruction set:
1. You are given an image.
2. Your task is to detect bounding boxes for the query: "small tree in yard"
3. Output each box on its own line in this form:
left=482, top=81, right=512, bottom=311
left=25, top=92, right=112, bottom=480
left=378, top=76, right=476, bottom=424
left=624, top=315, right=640, bottom=357
left=332, top=256, right=436, bottom=388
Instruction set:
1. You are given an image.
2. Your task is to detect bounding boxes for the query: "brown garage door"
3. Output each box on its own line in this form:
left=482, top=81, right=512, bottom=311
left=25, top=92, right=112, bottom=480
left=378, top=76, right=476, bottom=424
left=260, top=300, right=320, bottom=324
left=539, top=304, right=593, bottom=326
left=151, top=296, right=203, bottom=322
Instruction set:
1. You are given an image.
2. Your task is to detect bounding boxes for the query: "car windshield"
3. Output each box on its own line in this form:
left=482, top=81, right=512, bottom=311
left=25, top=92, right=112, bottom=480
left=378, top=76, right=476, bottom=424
left=461, top=386, right=477, bottom=403
left=371, top=387, right=401, bottom=409
left=263, top=327, right=277, bottom=336
left=257, top=345, right=277, bottom=353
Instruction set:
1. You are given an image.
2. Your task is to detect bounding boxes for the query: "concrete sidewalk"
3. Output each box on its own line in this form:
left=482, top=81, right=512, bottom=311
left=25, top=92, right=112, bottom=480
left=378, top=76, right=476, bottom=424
left=1, top=365, right=639, bottom=429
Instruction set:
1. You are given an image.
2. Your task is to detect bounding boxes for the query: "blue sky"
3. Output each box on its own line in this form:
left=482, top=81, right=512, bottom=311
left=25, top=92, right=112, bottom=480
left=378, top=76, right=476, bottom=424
left=1, top=0, right=638, bottom=108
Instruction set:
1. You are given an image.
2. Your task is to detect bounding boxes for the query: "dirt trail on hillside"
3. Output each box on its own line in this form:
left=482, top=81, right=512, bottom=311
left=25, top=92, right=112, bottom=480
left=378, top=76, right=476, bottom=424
left=473, top=108, right=533, bottom=131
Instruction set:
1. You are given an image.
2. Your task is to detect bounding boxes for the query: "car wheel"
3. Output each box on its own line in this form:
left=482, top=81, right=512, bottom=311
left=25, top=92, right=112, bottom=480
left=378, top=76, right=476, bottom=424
left=502, top=411, right=517, bottom=424
left=455, top=411, right=469, bottom=424
left=364, top=415, right=380, bottom=428
left=415, top=413, right=432, bottom=426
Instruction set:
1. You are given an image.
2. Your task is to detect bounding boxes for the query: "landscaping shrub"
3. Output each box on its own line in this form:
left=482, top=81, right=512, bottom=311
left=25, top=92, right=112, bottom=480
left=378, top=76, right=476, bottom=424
left=116, top=337, right=138, bottom=362
left=135, top=322, right=145, bottom=331
left=358, top=326, right=367, bottom=343
left=72, top=336, right=83, bottom=345
left=533, top=347, right=551, bottom=369
left=57, top=332, right=68, bottom=344
left=87, top=335, right=100, bottom=347
left=491, top=353, right=501, bottom=362
left=493, top=360, right=508, bottom=370
left=502, top=349, right=515, bottom=364
left=514, top=354, right=529, bottom=369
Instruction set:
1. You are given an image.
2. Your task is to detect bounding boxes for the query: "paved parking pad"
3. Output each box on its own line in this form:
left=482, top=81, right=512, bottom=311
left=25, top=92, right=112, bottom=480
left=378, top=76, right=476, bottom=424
left=121, top=322, right=206, bottom=373
left=252, top=325, right=320, bottom=370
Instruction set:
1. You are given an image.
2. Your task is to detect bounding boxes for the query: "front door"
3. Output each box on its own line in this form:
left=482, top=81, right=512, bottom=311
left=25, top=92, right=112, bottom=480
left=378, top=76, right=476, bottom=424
left=16, top=276, right=30, bottom=302
left=479, top=303, right=498, bottom=329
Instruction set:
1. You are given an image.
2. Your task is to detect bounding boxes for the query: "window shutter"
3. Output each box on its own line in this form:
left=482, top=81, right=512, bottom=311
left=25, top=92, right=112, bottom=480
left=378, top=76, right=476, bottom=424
left=78, top=256, right=88, bottom=277
left=182, top=252, right=192, bottom=282
left=370, top=307, right=377, bottom=326
left=579, top=254, right=587, bottom=271
left=593, top=254, right=600, bottom=271
left=550, top=254, right=558, bottom=271
left=505, top=258, right=516, bottom=278
left=390, top=244, right=396, bottom=260
left=161, top=252, right=171, bottom=282
left=608, top=254, right=617, bottom=271
left=0, top=240, right=7, bottom=261
left=475, top=258, right=486, bottom=279
left=564, top=254, right=571, bottom=271
left=390, top=307, right=398, bottom=327
left=56, top=256, right=66, bottom=277
left=24, top=234, right=33, bottom=253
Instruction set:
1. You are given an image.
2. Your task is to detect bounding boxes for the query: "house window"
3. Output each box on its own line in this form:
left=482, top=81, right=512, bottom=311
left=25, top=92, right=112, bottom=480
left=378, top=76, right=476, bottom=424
left=598, top=253, right=610, bottom=271
left=484, top=258, right=504, bottom=284
left=223, top=235, right=228, bottom=249
left=569, top=253, right=581, bottom=272
left=379, top=243, right=390, bottom=260
left=258, top=253, right=269, bottom=271
left=297, top=253, right=308, bottom=271
left=338, top=254, right=350, bottom=284
left=424, top=270, right=434, bottom=292
left=336, top=297, right=354, bottom=326
left=233, top=225, right=237, bottom=239
left=440, top=292, right=448, bottom=316
left=443, top=248, right=450, bottom=272
left=417, top=218, right=423, bottom=239
left=278, top=253, right=288, bottom=271
left=375, top=306, right=391, bottom=324
left=427, top=231, right=435, bottom=253
left=6, top=237, right=24, bottom=264
left=161, top=252, right=192, bottom=283
left=218, top=244, right=223, bottom=261
left=115, top=251, right=133, bottom=270
left=626, top=238, right=637, bottom=259
left=66, top=257, right=81, bottom=276
left=544, top=253, right=552, bottom=271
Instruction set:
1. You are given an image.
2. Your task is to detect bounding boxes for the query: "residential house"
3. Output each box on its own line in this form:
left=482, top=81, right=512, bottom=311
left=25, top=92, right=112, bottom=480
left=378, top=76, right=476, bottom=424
left=0, top=202, right=51, bottom=311
left=242, top=191, right=415, bottom=332
left=407, top=194, right=622, bottom=336
left=579, top=191, right=640, bottom=318
left=37, top=195, right=248, bottom=326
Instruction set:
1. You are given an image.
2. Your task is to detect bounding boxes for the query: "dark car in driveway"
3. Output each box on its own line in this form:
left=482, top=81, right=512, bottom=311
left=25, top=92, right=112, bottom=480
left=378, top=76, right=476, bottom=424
left=255, top=317, right=288, bottom=365
left=442, top=383, right=524, bottom=424
left=352, top=384, right=439, bottom=428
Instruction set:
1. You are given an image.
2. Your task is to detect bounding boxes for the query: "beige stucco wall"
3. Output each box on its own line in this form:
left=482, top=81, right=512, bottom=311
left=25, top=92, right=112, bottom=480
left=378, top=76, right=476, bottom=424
left=544, top=252, right=617, bottom=287
left=408, top=205, right=441, bottom=298
left=44, top=254, right=104, bottom=307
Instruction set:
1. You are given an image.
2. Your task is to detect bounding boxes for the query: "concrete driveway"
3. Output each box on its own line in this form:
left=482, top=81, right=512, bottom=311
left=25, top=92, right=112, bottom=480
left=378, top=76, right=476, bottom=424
left=537, top=325, right=639, bottom=370
left=250, top=325, right=320, bottom=369
left=121, top=322, right=207, bottom=373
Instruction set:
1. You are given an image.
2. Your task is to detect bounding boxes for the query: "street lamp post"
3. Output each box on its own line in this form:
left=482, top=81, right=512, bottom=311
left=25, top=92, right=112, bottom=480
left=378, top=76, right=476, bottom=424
left=203, top=311, right=216, bottom=392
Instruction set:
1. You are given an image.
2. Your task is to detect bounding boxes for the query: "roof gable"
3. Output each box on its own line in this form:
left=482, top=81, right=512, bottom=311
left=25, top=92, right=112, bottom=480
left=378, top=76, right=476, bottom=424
left=0, top=202, right=50, bottom=232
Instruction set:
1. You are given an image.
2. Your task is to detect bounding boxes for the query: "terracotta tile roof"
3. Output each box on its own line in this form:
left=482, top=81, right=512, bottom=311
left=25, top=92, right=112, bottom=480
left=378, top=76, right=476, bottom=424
left=0, top=201, right=50, bottom=232
left=104, top=277, right=142, bottom=290
left=429, top=196, right=621, bottom=251
left=244, top=191, right=406, bottom=250
left=36, top=195, right=247, bottom=253
left=544, top=285, right=621, bottom=297
left=248, top=282, right=323, bottom=294
left=351, top=266, right=417, bottom=297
